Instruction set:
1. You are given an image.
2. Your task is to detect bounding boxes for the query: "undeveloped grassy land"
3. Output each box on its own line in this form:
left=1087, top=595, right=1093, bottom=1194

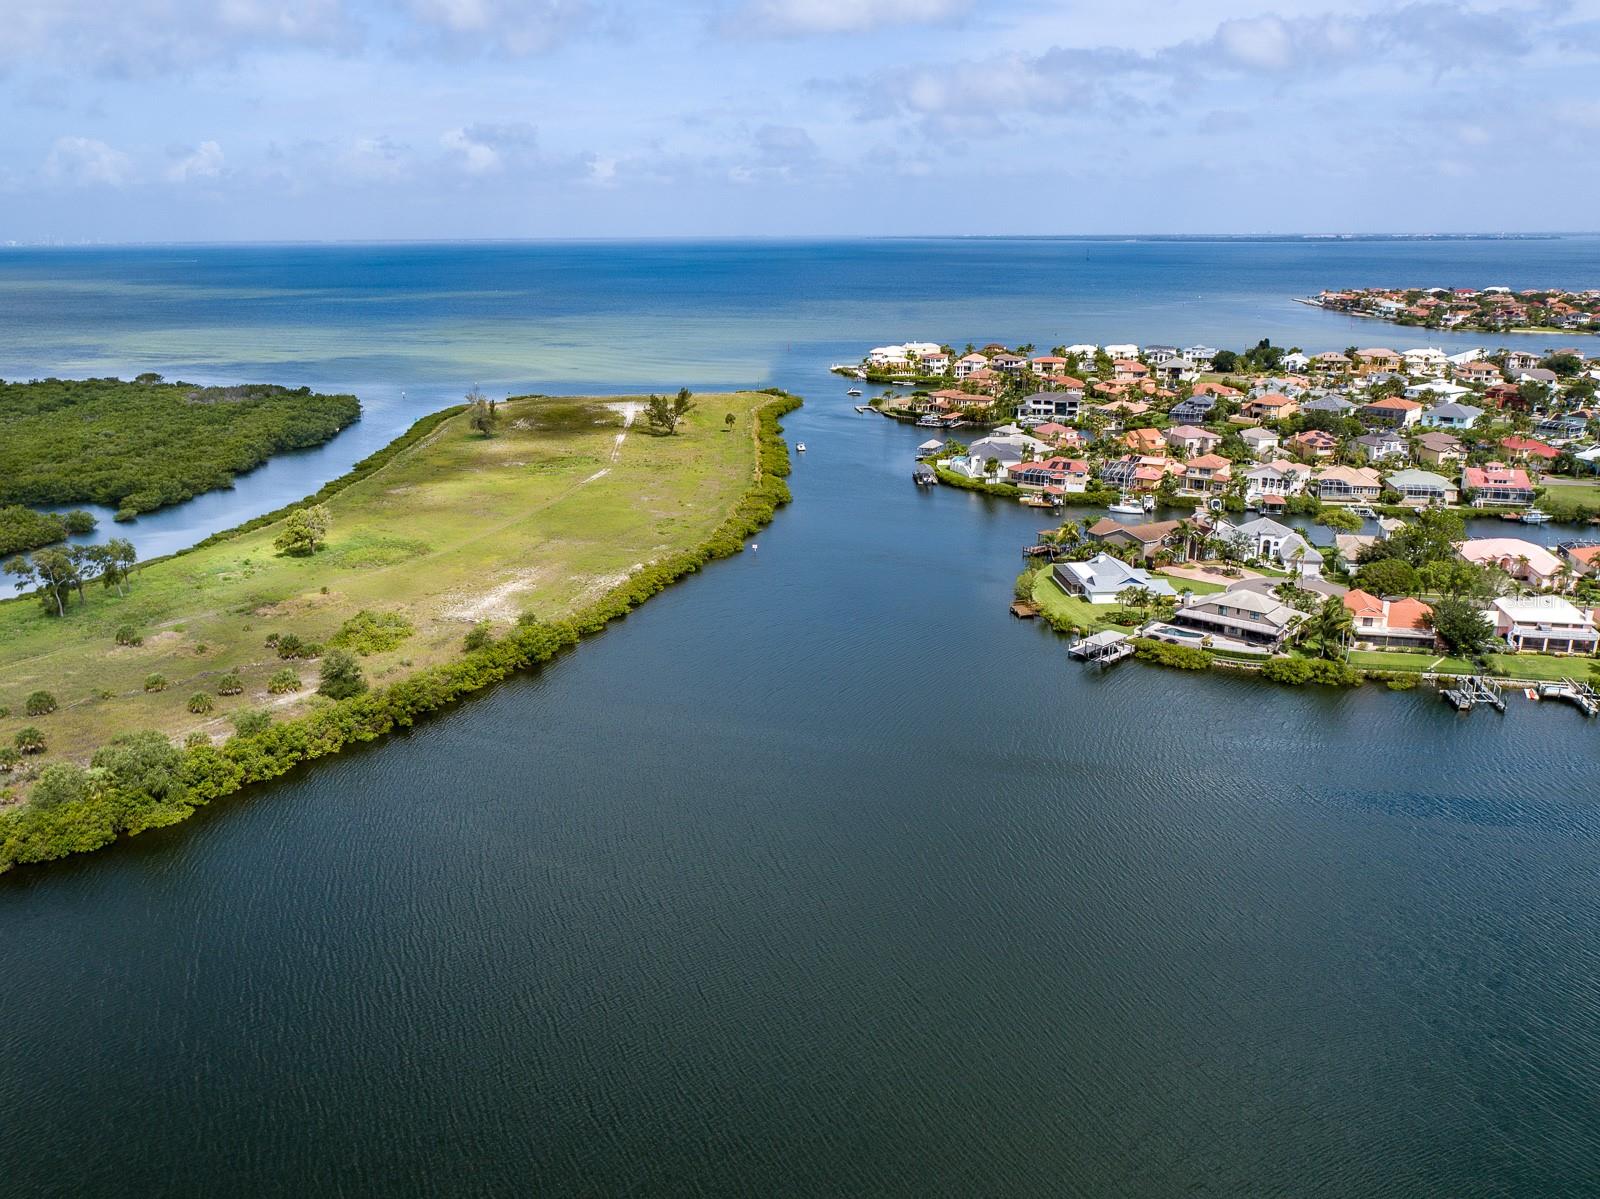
left=0, top=393, right=767, bottom=767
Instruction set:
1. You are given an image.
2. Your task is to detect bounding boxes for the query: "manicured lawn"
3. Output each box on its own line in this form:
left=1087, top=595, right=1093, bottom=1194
left=1347, top=650, right=1476, bottom=675
left=1483, top=653, right=1599, bottom=682
left=1030, top=574, right=1137, bottom=634
left=1154, top=572, right=1223, bottom=594
left=1344, top=648, right=1596, bottom=681
left=0, top=392, right=770, bottom=763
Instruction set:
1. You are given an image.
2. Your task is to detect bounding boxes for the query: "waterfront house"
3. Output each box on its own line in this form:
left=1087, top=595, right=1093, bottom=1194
left=1454, top=360, right=1502, bottom=385
left=1359, top=397, right=1424, bottom=427
left=1243, top=460, right=1312, bottom=506
left=1104, top=343, right=1139, bottom=360
left=1052, top=554, right=1177, bottom=605
left=1030, top=355, right=1071, bottom=377
left=1168, top=394, right=1217, bottom=423
left=1385, top=468, right=1458, bottom=507
left=1489, top=595, right=1600, bottom=654
left=1169, top=585, right=1304, bottom=650
left=1313, top=465, right=1383, bottom=503
left=1402, top=348, right=1450, bottom=375
left=1165, top=425, right=1222, bottom=456
left=1560, top=544, right=1600, bottom=577
left=1343, top=589, right=1437, bottom=650
left=1462, top=464, right=1536, bottom=507
left=1225, top=516, right=1296, bottom=561
left=913, top=348, right=950, bottom=374
left=1354, top=431, right=1409, bottom=463
left=917, top=438, right=945, bottom=455
left=1185, top=345, right=1218, bottom=370
left=1143, top=345, right=1179, bottom=365
left=1085, top=517, right=1189, bottom=562
left=1008, top=456, right=1090, bottom=493
left=990, top=353, right=1027, bottom=373
left=1504, top=351, right=1541, bottom=372
left=1457, top=537, right=1563, bottom=586
left=1312, top=351, right=1352, bottom=373
left=1419, top=401, right=1483, bottom=429
left=1182, top=453, right=1232, bottom=495
left=1243, top=392, right=1298, bottom=421
left=1280, top=351, right=1310, bottom=372
left=1241, top=427, right=1280, bottom=459
left=1112, top=359, right=1149, bottom=381
left=1289, top=429, right=1340, bottom=459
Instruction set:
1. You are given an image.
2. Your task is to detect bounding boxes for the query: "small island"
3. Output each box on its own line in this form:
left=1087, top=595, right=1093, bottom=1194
left=0, top=375, right=362, bottom=520
left=0, top=389, right=798, bottom=872
left=1300, top=286, right=1600, bottom=335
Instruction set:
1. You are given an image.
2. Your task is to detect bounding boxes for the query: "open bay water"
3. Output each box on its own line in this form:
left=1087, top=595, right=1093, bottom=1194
left=3, top=239, right=1600, bottom=1195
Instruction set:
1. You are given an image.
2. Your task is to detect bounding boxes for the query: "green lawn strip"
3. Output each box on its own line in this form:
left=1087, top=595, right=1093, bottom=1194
left=1154, top=572, right=1224, bottom=594
left=1030, top=574, right=1137, bottom=634
left=0, top=392, right=769, bottom=767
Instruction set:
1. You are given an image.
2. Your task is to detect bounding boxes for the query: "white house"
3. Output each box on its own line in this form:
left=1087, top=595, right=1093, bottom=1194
left=1241, top=427, right=1281, bottom=459
left=1490, top=595, right=1600, bottom=654
left=1104, top=343, right=1139, bottom=359
left=1420, top=402, right=1484, bottom=429
left=1052, top=554, right=1177, bottom=605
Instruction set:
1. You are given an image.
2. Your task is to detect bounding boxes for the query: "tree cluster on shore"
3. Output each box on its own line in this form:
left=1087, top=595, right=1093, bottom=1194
left=0, top=376, right=360, bottom=519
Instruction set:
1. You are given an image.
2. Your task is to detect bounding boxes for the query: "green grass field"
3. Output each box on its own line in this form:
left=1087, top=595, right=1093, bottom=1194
left=1030, top=573, right=1136, bottom=633
left=0, top=393, right=768, bottom=767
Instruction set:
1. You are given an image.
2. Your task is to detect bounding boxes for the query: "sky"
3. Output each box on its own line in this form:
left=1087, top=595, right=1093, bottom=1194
left=2, top=0, right=1599, bottom=241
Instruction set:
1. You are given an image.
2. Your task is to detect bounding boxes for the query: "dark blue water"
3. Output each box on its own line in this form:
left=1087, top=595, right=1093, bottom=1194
left=3, top=241, right=1600, bottom=1196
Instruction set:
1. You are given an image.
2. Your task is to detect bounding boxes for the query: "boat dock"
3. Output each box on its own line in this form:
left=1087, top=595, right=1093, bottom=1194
left=1441, top=676, right=1506, bottom=712
left=1537, top=678, right=1599, bottom=717
left=1070, top=631, right=1135, bottom=668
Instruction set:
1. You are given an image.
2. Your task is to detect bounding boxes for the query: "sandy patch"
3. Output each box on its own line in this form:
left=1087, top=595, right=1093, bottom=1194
left=437, top=567, right=549, bottom=624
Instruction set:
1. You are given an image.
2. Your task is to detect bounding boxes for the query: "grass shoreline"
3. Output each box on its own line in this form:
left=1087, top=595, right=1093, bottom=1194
left=0, top=390, right=801, bottom=875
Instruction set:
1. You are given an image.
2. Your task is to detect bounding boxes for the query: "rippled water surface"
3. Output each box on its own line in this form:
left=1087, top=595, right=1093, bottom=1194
left=3, top=240, right=1600, bottom=1196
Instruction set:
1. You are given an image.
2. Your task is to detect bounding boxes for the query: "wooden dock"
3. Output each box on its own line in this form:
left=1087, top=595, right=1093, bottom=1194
left=1537, top=678, right=1599, bottom=717
left=1070, top=631, right=1134, bottom=668
left=1440, top=675, right=1505, bottom=713
left=1010, top=601, right=1040, bottom=619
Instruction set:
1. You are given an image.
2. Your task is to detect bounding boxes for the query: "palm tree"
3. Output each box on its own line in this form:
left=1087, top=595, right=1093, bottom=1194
left=1306, top=595, right=1354, bottom=660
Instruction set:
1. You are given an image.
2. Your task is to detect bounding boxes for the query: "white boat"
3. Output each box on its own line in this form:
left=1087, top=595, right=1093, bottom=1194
left=846, top=387, right=862, bottom=397
left=1521, top=508, right=1550, bottom=524
left=1108, top=494, right=1145, bottom=516
left=795, top=442, right=807, bottom=453
left=1349, top=505, right=1378, bottom=518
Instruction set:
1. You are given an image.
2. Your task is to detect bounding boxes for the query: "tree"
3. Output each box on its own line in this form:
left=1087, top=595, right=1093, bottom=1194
left=724, top=412, right=736, bottom=431
left=1354, top=558, right=1420, bottom=596
left=466, top=386, right=499, bottom=437
left=230, top=709, right=273, bottom=737
left=317, top=649, right=367, bottom=699
left=91, top=731, right=184, bottom=799
left=644, top=388, right=696, bottom=435
left=1304, top=595, right=1354, bottom=659
left=1386, top=507, right=1464, bottom=567
left=1427, top=596, right=1495, bottom=657
left=1211, top=349, right=1239, bottom=373
left=29, top=546, right=79, bottom=616
left=97, top=537, right=137, bottom=595
left=274, top=505, right=331, bottom=556
left=30, top=762, right=93, bottom=808
left=1316, top=507, right=1363, bottom=533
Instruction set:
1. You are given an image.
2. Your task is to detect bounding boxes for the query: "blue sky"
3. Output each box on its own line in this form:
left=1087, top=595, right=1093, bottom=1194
left=3, top=0, right=1599, bottom=241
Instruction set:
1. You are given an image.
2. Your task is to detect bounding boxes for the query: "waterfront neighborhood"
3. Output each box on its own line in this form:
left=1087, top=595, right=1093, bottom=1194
left=1303, top=286, right=1600, bottom=335
left=845, top=336, right=1600, bottom=697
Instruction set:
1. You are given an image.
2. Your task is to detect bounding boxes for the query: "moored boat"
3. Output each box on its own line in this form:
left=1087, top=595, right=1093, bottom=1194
left=1108, top=493, right=1144, bottom=515
left=1521, top=508, right=1550, bottom=524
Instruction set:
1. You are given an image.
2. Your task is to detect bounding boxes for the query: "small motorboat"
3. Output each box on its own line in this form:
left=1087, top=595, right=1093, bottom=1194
left=795, top=442, right=807, bottom=453
left=1520, top=508, right=1550, bottom=525
left=846, top=387, right=862, bottom=397
left=1108, top=494, right=1145, bottom=516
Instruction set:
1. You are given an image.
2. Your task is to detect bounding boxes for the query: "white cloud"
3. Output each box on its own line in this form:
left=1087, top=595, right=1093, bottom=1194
left=167, top=140, right=226, bottom=183
left=406, top=0, right=595, bottom=55
left=733, top=0, right=970, bottom=35
left=44, top=136, right=135, bottom=187
left=338, top=136, right=412, bottom=182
